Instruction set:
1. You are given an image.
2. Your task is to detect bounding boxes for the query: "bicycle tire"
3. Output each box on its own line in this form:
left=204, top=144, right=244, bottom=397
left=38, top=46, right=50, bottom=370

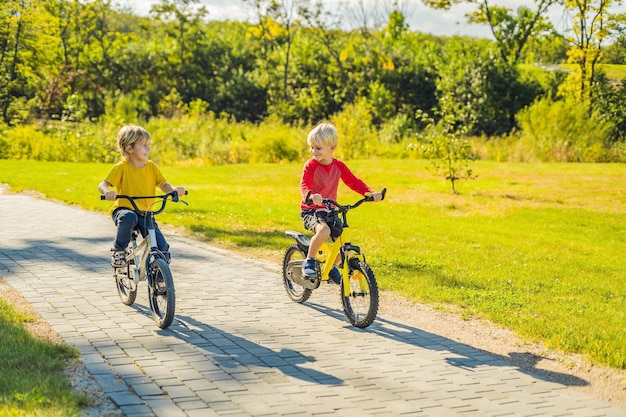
left=282, top=244, right=313, bottom=303
left=115, top=266, right=137, bottom=306
left=342, top=259, right=379, bottom=328
left=148, top=257, right=175, bottom=329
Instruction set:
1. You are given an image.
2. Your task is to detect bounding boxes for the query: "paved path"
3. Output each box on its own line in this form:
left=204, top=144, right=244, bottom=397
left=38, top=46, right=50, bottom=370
left=0, top=190, right=624, bottom=417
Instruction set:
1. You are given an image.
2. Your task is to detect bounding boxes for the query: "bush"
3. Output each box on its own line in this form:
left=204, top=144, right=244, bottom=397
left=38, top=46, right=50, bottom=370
left=332, top=98, right=377, bottom=160
left=516, top=97, right=615, bottom=162
left=249, top=121, right=303, bottom=163
left=471, top=133, right=543, bottom=163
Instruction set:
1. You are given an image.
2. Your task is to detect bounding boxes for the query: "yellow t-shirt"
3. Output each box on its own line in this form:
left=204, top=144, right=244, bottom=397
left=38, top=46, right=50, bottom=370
left=104, top=160, right=166, bottom=213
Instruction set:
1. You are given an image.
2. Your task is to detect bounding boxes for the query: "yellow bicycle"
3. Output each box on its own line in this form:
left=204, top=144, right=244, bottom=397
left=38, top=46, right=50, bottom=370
left=283, top=189, right=386, bottom=328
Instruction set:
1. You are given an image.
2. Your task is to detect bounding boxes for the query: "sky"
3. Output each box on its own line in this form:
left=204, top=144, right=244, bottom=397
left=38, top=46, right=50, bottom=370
left=117, top=0, right=622, bottom=39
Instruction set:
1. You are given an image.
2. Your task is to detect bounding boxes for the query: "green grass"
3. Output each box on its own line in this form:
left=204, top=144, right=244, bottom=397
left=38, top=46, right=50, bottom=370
left=0, top=298, right=88, bottom=416
left=1, top=159, right=625, bottom=370
left=598, top=64, right=626, bottom=82
left=560, top=63, right=626, bottom=82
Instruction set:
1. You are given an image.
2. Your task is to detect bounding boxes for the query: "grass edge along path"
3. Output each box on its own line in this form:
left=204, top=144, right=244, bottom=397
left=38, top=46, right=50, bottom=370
left=0, top=159, right=625, bottom=371
left=0, top=291, right=89, bottom=417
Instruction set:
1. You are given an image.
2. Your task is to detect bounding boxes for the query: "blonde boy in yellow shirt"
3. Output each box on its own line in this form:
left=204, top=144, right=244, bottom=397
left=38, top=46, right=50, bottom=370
left=98, top=125, right=186, bottom=267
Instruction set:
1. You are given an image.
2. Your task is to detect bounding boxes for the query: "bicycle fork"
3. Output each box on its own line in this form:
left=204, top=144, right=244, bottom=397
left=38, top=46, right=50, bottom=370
left=335, top=242, right=368, bottom=297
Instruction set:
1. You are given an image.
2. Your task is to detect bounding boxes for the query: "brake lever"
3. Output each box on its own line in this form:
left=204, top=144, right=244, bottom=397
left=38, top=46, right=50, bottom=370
left=304, top=190, right=313, bottom=205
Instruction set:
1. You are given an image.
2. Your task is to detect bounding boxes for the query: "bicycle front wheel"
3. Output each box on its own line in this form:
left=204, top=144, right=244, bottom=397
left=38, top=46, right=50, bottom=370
left=148, top=258, right=175, bottom=329
left=342, top=259, right=379, bottom=328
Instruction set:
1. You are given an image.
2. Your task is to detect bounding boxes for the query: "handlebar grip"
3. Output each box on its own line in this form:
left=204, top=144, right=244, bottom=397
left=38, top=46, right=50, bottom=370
left=100, top=195, right=105, bottom=200
left=172, top=190, right=188, bottom=202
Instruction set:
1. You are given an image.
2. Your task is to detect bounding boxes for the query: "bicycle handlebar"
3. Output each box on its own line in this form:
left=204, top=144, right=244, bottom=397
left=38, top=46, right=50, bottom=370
left=100, top=190, right=188, bottom=216
left=304, top=188, right=386, bottom=212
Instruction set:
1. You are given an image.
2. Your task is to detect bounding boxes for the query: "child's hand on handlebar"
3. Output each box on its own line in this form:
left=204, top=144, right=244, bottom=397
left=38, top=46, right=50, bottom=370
left=175, top=186, right=187, bottom=196
left=370, top=191, right=383, bottom=202
left=103, top=190, right=117, bottom=201
left=365, top=190, right=384, bottom=202
left=310, top=193, right=323, bottom=205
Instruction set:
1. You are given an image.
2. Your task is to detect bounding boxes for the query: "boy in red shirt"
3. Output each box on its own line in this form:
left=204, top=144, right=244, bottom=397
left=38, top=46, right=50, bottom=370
left=299, top=122, right=383, bottom=280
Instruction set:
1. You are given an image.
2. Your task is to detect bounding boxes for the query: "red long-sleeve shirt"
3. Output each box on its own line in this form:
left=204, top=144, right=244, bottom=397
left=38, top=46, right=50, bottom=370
left=300, top=158, right=372, bottom=211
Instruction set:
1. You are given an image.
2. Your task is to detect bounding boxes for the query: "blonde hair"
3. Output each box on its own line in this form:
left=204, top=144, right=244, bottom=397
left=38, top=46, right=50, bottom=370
left=307, top=122, right=338, bottom=147
left=116, top=125, right=151, bottom=160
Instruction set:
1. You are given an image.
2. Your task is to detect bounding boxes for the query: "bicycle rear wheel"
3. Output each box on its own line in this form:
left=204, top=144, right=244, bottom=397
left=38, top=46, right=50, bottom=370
left=115, top=266, right=137, bottom=306
left=148, top=258, right=175, bottom=329
left=342, top=259, right=379, bottom=328
left=282, top=244, right=313, bottom=303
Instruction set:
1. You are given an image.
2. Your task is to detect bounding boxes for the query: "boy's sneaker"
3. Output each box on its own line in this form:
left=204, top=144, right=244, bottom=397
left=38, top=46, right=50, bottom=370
left=302, top=258, right=317, bottom=278
left=328, top=267, right=341, bottom=284
left=111, top=250, right=126, bottom=268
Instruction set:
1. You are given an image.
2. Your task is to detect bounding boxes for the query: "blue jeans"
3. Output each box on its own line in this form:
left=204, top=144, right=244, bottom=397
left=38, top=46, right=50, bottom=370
left=112, top=208, right=169, bottom=253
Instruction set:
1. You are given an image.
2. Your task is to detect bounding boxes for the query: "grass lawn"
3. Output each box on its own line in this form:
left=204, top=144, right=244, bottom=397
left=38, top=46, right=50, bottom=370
left=599, top=64, right=626, bottom=82
left=1, top=158, right=625, bottom=372
left=560, top=63, right=626, bottom=82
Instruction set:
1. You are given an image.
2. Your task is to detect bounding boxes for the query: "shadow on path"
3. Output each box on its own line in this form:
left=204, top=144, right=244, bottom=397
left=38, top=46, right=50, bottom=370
left=0, top=236, right=214, bottom=277
left=307, top=302, right=588, bottom=388
left=131, top=304, right=343, bottom=386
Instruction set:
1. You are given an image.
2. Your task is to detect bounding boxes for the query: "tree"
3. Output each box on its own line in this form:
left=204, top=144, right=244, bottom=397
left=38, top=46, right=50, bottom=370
left=424, top=0, right=562, bottom=65
left=468, top=1, right=557, bottom=65
left=379, top=12, right=439, bottom=129
left=244, top=0, right=304, bottom=118
left=150, top=0, right=209, bottom=102
left=0, top=0, right=59, bottom=124
left=601, top=34, right=626, bottom=63
left=561, top=0, right=624, bottom=108
left=601, top=12, right=626, bottom=63
left=208, top=22, right=269, bottom=122
left=526, top=30, right=569, bottom=63
left=435, top=38, right=533, bottom=136
left=416, top=111, right=476, bottom=194
left=298, top=0, right=348, bottom=86
left=592, top=73, right=626, bottom=144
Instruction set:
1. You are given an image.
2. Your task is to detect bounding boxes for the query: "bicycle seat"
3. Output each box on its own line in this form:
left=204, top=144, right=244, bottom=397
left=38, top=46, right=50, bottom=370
left=285, top=230, right=310, bottom=248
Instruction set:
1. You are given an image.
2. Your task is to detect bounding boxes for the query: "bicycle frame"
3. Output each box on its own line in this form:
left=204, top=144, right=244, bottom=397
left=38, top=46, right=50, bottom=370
left=317, top=228, right=366, bottom=297
left=126, top=226, right=159, bottom=286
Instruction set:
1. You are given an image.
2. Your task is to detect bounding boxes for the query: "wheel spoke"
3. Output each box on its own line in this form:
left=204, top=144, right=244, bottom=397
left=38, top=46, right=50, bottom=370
left=342, top=260, right=379, bottom=328
left=148, top=258, right=175, bottom=329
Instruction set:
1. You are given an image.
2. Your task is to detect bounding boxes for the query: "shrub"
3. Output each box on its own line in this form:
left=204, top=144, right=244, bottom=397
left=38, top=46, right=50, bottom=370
left=332, top=98, right=377, bottom=160
left=249, top=121, right=303, bottom=163
left=516, top=97, right=615, bottom=162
